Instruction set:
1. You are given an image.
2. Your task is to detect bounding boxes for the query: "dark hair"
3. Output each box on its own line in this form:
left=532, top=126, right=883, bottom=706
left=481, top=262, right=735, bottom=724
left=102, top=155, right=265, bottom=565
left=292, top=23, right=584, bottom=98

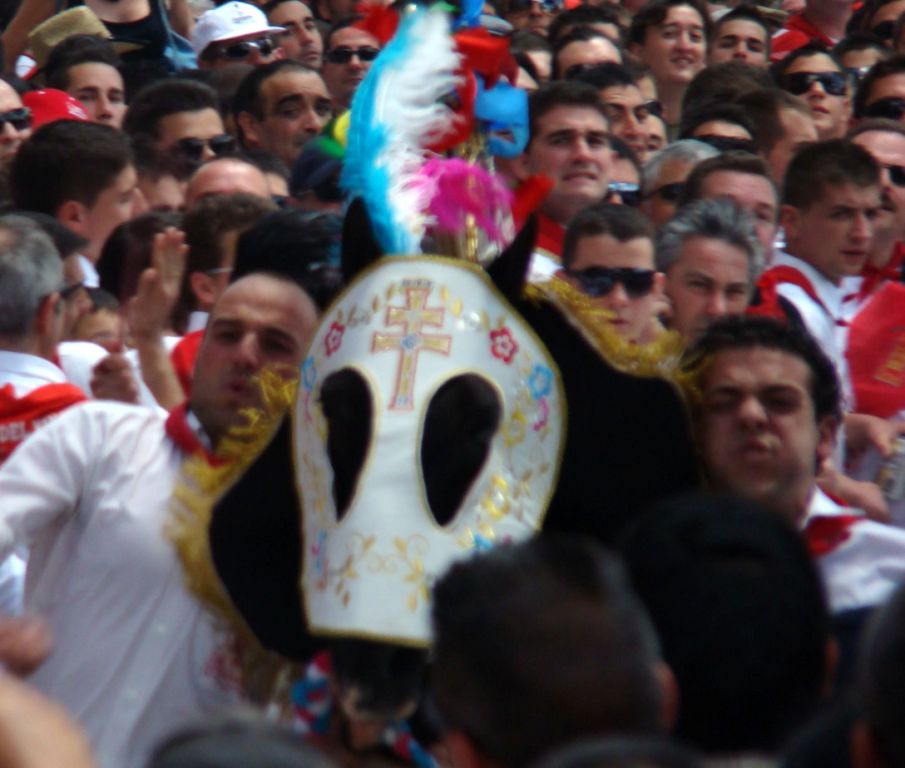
left=679, top=151, right=776, bottom=209
left=571, top=61, right=636, bottom=90
left=628, top=0, right=712, bottom=48
left=10, top=121, right=133, bottom=214
left=833, top=31, right=890, bottom=61
left=176, top=192, right=277, bottom=328
left=849, top=0, right=905, bottom=34
left=148, top=715, right=338, bottom=768
left=323, top=14, right=366, bottom=50
left=783, top=138, right=880, bottom=209
left=233, top=209, right=342, bottom=309
left=620, top=493, right=830, bottom=753
left=43, top=34, right=122, bottom=91
left=857, top=583, right=905, bottom=768
left=552, top=26, right=621, bottom=79
left=771, top=41, right=844, bottom=87
left=97, top=211, right=183, bottom=303
left=563, top=203, right=653, bottom=269
left=510, top=30, right=553, bottom=56
left=678, top=101, right=756, bottom=143
left=683, top=315, right=842, bottom=424
left=732, top=88, right=810, bottom=153
left=854, top=53, right=905, bottom=117
left=548, top=4, right=625, bottom=46
left=233, top=59, right=319, bottom=123
left=711, top=4, right=770, bottom=52
left=431, top=536, right=665, bottom=768
left=528, top=81, right=607, bottom=148
left=85, top=286, right=120, bottom=313
left=847, top=116, right=905, bottom=141
left=682, top=61, right=773, bottom=115
left=122, top=78, right=220, bottom=140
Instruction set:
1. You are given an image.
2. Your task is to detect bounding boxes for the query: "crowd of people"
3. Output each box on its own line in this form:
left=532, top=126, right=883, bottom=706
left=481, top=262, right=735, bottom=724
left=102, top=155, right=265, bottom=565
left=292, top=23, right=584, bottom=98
left=2, top=0, right=905, bottom=765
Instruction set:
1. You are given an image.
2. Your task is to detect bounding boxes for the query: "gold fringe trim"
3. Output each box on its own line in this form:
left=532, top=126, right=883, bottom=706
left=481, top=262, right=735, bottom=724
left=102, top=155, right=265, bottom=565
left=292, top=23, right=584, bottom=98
left=167, top=368, right=303, bottom=707
left=525, top=278, right=692, bottom=383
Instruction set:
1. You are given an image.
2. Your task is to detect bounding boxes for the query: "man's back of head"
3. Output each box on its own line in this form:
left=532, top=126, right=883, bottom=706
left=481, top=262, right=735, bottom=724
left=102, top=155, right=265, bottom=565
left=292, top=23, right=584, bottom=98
left=431, top=536, right=670, bottom=768
left=620, top=493, right=830, bottom=756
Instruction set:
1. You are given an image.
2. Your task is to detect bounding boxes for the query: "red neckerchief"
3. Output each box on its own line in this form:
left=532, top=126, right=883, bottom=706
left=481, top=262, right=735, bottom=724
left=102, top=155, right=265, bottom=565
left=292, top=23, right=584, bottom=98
left=803, top=514, right=862, bottom=557
left=170, top=330, right=204, bottom=396
left=750, top=265, right=848, bottom=326
left=164, top=402, right=225, bottom=466
left=535, top=211, right=565, bottom=260
left=852, top=243, right=905, bottom=303
left=770, top=13, right=835, bottom=60
left=0, top=382, right=86, bottom=464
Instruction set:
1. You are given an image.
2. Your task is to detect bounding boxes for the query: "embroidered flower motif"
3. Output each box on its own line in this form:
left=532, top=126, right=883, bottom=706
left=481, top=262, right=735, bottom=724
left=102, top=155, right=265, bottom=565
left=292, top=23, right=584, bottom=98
left=527, top=364, right=553, bottom=400
left=533, top=397, right=549, bottom=431
left=490, top=327, right=518, bottom=363
left=302, top=357, right=317, bottom=391
left=324, top=322, right=345, bottom=357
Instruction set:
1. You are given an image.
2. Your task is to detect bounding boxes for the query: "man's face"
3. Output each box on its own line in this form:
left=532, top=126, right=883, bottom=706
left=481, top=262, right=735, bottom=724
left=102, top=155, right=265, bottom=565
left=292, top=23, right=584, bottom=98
left=268, top=0, right=323, bottom=68
left=505, top=0, right=557, bottom=35
left=708, top=19, right=768, bottom=66
left=698, top=346, right=836, bottom=523
left=65, top=62, right=127, bottom=129
left=664, top=235, right=751, bottom=340
left=522, top=105, right=611, bottom=225
left=632, top=4, right=706, bottom=88
left=698, top=170, right=778, bottom=259
left=321, top=27, right=380, bottom=110
left=79, top=164, right=140, bottom=261
left=765, top=108, right=817, bottom=185
left=201, top=32, right=284, bottom=70
left=641, top=157, right=693, bottom=227
left=861, top=72, right=905, bottom=120
left=782, top=53, right=850, bottom=140
left=782, top=182, right=881, bottom=285
left=0, top=80, right=30, bottom=168
left=190, top=274, right=318, bottom=445
left=555, top=36, right=622, bottom=79
left=185, top=159, right=271, bottom=206
left=852, top=129, right=905, bottom=245
left=564, top=232, right=663, bottom=343
left=600, top=84, right=650, bottom=159
left=155, top=107, right=228, bottom=168
left=241, top=70, right=331, bottom=166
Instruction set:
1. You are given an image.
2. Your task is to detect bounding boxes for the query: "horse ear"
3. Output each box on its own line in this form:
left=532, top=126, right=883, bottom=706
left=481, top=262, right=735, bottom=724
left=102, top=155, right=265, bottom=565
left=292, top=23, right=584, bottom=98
left=342, top=197, right=384, bottom=283
left=486, top=216, right=536, bottom=303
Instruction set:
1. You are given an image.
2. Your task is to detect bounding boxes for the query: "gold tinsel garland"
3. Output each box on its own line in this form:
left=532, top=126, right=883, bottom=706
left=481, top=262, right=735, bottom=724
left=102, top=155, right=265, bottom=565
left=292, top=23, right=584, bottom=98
left=167, top=368, right=302, bottom=706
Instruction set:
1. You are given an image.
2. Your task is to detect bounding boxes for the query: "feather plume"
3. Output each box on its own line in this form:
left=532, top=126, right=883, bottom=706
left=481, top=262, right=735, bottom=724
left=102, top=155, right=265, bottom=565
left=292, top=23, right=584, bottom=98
left=341, top=7, right=462, bottom=254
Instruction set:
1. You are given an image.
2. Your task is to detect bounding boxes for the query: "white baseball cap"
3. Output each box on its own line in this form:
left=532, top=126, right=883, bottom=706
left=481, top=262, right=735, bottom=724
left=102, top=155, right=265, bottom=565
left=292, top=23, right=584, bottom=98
left=191, top=1, right=284, bottom=57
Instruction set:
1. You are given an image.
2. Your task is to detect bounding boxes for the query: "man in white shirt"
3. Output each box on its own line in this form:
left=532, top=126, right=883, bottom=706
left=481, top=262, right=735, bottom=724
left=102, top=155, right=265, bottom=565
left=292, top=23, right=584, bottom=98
left=0, top=272, right=319, bottom=768
left=687, top=315, right=905, bottom=614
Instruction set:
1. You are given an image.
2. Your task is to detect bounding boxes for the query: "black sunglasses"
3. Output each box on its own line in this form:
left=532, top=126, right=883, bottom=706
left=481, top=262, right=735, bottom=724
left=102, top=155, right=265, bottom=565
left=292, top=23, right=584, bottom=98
left=510, top=0, right=559, bottom=12
left=782, top=71, right=848, bottom=97
left=695, top=135, right=758, bottom=154
left=606, top=182, right=642, bottom=207
left=645, top=181, right=685, bottom=203
left=324, top=46, right=380, bottom=64
left=210, top=36, right=277, bottom=60
left=871, top=19, right=895, bottom=40
left=881, top=163, right=905, bottom=187
left=172, top=134, right=237, bottom=163
left=864, top=97, right=905, bottom=120
left=567, top=266, right=656, bottom=299
left=0, top=107, right=31, bottom=131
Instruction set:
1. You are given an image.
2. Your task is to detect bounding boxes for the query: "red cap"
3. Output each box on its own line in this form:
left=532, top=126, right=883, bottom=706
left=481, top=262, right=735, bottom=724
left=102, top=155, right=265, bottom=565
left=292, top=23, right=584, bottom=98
left=22, top=89, right=90, bottom=129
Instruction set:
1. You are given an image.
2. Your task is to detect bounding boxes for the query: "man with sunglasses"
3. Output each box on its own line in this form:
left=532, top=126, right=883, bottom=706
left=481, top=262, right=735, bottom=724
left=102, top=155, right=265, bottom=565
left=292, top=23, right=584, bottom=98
left=776, top=44, right=851, bottom=140
left=321, top=18, right=380, bottom=111
left=124, top=79, right=233, bottom=174
left=853, top=54, right=905, bottom=124
left=640, top=138, right=718, bottom=227
left=559, top=204, right=665, bottom=344
left=505, top=0, right=562, bottom=36
left=193, top=1, right=285, bottom=71
left=0, top=79, right=31, bottom=171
